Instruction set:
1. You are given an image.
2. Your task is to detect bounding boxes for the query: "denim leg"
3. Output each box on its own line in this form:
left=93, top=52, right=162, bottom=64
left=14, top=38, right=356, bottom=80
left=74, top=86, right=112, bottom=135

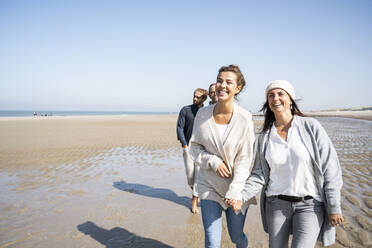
left=201, top=200, right=223, bottom=248
left=226, top=207, right=249, bottom=248
left=291, top=199, right=324, bottom=248
left=266, top=197, right=293, bottom=248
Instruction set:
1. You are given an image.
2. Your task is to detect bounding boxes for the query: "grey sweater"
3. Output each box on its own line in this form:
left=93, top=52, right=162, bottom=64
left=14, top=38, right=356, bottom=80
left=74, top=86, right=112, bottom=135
left=242, top=116, right=343, bottom=246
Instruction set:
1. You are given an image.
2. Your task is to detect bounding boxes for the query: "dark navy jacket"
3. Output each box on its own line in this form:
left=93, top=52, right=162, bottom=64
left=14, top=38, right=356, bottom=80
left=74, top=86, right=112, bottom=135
left=176, top=104, right=201, bottom=147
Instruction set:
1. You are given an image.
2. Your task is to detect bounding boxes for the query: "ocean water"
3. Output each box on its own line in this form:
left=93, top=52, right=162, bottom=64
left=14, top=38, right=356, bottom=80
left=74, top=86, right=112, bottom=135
left=0, top=110, right=176, bottom=117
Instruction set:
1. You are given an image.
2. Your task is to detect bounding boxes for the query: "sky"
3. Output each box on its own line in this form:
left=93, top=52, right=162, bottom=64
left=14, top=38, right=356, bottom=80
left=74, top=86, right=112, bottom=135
left=0, top=0, right=371, bottom=113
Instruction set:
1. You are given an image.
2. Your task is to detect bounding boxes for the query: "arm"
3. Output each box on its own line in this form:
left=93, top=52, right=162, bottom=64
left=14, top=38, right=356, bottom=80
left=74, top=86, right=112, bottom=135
left=176, top=108, right=188, bottom=147
left=313, top=120, right=343, bottom=215
left=225, top=121, right=255, bottom=200
left=189, top=139, right=224, bottom=171
left=312, top=120, right=343, bottom=227
left=191, top=140, right=232, bottom=179
left=241, top=136, right=267, bottom=202
left=226, top=133, right=266, bottom=211
left=189, top=112, right=224, bottom=171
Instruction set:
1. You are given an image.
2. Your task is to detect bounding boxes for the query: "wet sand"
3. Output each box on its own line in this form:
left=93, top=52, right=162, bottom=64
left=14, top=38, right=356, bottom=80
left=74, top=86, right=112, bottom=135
left=305, top=110, right=372, bottom=121
left=316, top=117, right=372, bottom=248
left=0, top=115, right=371, bottom=247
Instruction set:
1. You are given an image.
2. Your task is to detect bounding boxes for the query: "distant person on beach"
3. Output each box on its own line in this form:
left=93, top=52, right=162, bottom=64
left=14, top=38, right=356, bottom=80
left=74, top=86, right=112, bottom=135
left=230, top=80, right=344, bottom=247
left=208, top=83, right=218, bottom=105
left=190, top=65, right=255, bottom=248
left=177, top=88, right=208, bottom=213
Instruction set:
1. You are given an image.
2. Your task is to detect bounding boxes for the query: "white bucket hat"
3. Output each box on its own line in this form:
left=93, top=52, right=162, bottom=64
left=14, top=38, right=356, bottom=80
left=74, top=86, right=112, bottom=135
left=265, top=80, right=295, bottom=100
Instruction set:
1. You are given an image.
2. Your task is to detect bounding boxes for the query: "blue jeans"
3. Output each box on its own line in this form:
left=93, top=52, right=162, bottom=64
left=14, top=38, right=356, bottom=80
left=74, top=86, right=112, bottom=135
left=265, top=196, right=325, bottom=248
left=201, top=200, right=249, bottom=248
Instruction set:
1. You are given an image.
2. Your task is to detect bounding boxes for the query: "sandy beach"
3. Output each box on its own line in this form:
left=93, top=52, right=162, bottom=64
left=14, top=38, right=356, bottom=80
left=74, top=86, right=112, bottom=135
left=0, top=114, right=371, bottom=247
left=305, top=110, right=372, bottom=121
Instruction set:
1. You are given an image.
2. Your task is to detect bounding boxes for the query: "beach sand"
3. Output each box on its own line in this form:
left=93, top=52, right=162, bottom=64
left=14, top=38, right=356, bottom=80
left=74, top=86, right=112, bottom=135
left=305, top=110, right=372, bottom=121
left=0, top=114, right=371, bottom=247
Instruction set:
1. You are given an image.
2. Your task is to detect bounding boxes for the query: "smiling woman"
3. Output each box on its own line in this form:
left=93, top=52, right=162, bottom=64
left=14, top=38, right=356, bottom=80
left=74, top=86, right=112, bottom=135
left=213, top=65, right=246, bottom=125
left=190, top=65, right=255, bottom=248
left=261, top=80, right=305, bottom=133
left=241, top=80, right=344, bottom=248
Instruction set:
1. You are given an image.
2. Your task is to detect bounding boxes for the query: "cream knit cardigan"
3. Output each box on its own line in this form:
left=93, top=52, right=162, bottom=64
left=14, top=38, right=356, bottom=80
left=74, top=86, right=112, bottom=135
left=190, top=103, right=256, bottom=211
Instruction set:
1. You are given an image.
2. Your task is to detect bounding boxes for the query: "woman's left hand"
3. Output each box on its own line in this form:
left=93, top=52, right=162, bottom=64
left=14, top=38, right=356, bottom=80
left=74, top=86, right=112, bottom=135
left=216, top=162, right=231, bottom=178
left=328, top=213, right=344, bottom=227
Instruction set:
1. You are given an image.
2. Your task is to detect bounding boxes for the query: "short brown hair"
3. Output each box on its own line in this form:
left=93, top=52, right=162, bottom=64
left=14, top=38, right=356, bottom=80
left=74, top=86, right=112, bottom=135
left=217, top=65, right=246, bottom=96
left=194, top=88, right=208, bottom=100
left=209, top=83, right=216, bottom=91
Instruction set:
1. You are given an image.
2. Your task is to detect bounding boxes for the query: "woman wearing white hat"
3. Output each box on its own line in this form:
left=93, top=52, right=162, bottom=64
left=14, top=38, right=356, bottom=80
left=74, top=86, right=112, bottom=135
left=226, top=80, right=344, bottom=247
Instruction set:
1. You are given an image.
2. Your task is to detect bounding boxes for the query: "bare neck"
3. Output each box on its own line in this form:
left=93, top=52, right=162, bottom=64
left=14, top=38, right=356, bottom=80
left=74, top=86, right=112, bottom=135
left=274, top=111, right=293, bottom=127
left=214, top=100, right=234, bottom=114
left=213, top=100, right=235, bottom=125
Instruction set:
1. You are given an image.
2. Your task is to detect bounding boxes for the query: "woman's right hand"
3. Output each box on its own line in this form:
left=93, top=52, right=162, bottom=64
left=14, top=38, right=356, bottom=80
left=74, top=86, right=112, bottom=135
left=329, top=213, right=345, bottom=227
left=217, top=162, right=231, bottom=178
left=224, top=198, right=242, bottom=212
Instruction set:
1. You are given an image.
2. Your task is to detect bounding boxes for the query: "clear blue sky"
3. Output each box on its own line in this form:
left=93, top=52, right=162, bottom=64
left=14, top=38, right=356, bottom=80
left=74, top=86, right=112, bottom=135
left=1, top=0, right=371, bottom=112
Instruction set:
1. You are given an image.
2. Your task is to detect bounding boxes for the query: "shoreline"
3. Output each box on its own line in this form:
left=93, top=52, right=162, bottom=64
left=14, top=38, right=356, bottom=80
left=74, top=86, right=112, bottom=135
left=0, top=114, right=179, bottom=121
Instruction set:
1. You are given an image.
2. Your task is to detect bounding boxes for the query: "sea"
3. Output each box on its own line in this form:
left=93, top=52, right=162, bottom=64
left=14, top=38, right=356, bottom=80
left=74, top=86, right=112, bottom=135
left=0, top=110, right=177, bottom=117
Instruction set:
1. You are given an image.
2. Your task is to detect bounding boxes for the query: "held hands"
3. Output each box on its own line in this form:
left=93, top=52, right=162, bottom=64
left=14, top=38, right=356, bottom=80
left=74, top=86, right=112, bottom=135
left=217, top=162, right=231, bottom=178
left=328, top=213, right=345, bottom=227
left=224, top=198, right=242, bottom=212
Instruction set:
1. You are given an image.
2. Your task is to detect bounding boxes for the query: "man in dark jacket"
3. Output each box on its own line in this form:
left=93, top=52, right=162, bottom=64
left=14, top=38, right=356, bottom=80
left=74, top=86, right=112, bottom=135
left=177, top=88, right=208, bottom=213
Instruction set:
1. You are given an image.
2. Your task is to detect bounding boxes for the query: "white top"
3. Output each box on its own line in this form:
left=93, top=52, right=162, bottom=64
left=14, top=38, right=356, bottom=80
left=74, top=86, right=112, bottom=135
left=215, top=123, right=229, bottom=138
left=265, top=116, right=321, bottom=201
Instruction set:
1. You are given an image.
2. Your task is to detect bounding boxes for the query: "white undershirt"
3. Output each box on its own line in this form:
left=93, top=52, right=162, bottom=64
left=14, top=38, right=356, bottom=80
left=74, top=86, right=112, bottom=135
left=265, top=116, right=321, bottom=201
left=216, top=123, right=229, bottom=139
